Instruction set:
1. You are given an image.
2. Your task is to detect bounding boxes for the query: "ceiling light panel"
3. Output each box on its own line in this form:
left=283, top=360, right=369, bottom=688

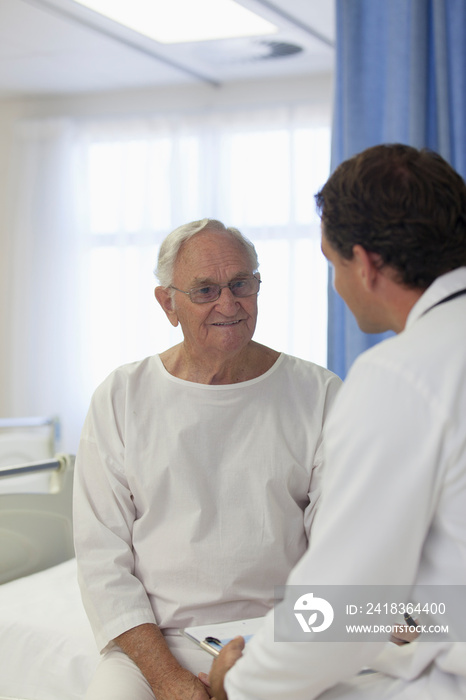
left=71, top=0, right=278, bottom=43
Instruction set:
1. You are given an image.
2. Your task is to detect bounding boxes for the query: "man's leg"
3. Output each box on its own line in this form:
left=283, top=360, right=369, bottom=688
left=85, top=647, right=155, bottom=700
left=85, top=636, right=213, bottom=700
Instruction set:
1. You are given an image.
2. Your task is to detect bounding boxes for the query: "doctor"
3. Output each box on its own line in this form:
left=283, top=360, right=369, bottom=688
left=208, top=144, right=466, bottom=699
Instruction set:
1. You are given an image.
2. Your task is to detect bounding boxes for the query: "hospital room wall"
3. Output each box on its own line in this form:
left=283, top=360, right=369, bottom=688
left=0, top=71, right=333, bottom=450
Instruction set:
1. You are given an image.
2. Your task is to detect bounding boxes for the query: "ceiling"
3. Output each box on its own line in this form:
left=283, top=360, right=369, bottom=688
left=0, top=0, right=335, bottom=98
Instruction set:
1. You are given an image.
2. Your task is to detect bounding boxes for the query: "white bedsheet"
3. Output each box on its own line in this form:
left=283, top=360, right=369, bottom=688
left=0, top=558, right=99, bottom=700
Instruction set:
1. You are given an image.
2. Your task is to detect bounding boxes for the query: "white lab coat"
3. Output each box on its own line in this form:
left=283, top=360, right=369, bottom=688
left=225, top=268, right=466, bottom=700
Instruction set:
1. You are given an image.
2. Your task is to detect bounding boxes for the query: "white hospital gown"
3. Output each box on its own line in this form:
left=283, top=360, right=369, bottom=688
left=73, top=352, right=341, bottom=652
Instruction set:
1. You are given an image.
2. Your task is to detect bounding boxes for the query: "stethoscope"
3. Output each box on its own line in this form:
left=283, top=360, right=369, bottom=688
left=421, top=288, right=466, bottom=317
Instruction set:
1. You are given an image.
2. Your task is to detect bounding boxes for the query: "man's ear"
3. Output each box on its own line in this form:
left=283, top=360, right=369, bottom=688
left=352, top=245, right=381, bottom=291
left=154, top=286, right=179, bottom=327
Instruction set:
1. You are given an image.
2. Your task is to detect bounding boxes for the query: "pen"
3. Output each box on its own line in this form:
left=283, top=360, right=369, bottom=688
left=403, top=612, right=417, bottom=628
left=200, top=636, right=224, bottom=657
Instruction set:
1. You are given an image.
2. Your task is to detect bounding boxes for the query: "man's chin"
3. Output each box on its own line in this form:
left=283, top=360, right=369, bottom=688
left=354, top=313, right=391, bottom=335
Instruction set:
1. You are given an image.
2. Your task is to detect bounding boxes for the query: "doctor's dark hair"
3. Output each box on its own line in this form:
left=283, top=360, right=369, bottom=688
left=315, top=143, right=466, bottom=289
left=155, top=218, right=259, bottom=288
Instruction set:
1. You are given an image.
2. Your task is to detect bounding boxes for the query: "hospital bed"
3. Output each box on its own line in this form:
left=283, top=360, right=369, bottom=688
left=0, top=428, right=99, bottom=700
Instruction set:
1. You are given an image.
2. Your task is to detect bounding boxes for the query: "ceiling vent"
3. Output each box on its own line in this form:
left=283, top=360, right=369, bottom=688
left=193, top=37, right=304, bottom=66
left=255, top=40, right=303, bottom=60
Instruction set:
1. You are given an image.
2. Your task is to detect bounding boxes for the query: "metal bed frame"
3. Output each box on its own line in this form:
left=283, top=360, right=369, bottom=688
left=0, top=453, right=75, bottom=584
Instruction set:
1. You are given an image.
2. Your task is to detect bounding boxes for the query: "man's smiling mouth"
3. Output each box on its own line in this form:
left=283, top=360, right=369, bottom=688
left=212, top=320, right=242, bottom=326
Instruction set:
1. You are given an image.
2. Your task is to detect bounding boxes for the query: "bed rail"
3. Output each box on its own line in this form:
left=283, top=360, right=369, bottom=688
left=0, top=415, right=60, bottom=442
left=0, top=416, right=58, bottom=429
left=0, top=453, right=73, bottom=479
left=0, top=454, right=75, bottom=583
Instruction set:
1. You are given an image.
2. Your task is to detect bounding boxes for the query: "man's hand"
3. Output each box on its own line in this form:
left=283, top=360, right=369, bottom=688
left=202, top=636, right=245, bottom=700
left=115, top=623, right=211, bottom=700
left=390, top=621, right=420, bottom=646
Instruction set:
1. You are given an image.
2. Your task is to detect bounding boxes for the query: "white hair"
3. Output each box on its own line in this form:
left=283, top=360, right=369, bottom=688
left=154, top=218, right=259, bottom=288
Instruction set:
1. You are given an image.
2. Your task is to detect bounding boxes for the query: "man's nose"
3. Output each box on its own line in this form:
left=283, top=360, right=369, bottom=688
left=215, top=285, right=239, bottom=310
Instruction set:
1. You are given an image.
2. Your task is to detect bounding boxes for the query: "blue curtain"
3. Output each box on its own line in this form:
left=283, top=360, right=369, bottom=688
left=328, top=0, right=466, bottom=378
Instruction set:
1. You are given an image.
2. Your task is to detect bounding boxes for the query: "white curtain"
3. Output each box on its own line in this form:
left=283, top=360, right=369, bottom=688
left=6, top=119, right=87, bottom=451
left=5, top=104, right=330, bottom=452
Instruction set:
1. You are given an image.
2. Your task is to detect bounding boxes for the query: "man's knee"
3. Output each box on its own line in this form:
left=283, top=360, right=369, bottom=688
left=85, top=647, right=155, bottom=700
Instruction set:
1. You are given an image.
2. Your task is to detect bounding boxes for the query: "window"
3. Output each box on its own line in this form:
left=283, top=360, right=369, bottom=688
left=82, top=107, right=330, bottom=389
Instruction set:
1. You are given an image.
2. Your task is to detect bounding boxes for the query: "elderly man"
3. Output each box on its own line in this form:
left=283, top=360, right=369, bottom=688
left=73, top=218, right=341, bottom=700
left=208, top=144, right=466, bottom=700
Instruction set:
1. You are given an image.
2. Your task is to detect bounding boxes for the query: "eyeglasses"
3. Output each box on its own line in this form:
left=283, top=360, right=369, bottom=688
left=170, top=275, right=261, bottom=304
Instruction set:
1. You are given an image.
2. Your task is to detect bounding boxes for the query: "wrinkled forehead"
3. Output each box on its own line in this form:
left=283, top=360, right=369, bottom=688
left=175, top=230, right=253, bottom=281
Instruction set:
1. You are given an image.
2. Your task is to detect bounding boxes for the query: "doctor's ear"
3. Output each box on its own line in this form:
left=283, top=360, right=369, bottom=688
left=154, top=286, right=179, bottom=327
left=352, top=245, right=382, bottom=290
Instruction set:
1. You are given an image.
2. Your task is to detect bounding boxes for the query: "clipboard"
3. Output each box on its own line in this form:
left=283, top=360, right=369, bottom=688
left=181, top=617, right=264, bottom=657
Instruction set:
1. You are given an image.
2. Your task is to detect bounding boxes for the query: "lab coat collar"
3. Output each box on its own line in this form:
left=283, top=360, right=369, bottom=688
left=405, top=267, right=466, bottom=330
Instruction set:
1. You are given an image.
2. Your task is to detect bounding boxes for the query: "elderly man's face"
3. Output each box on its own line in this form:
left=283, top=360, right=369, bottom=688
left=168, top=230, right=259, bottom=358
